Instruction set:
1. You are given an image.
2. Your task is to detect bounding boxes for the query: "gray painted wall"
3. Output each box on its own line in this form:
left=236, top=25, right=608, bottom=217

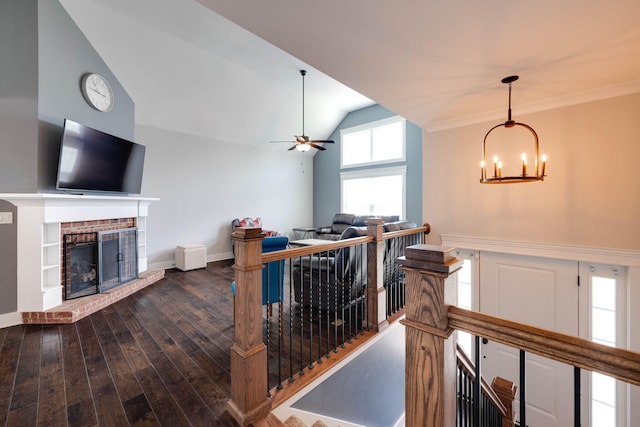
left=0, top=0, right=39, bottom=193
left=0, top=0, right=135, bottom=193
left=313, top=104, right=423, bottom=227
left=0, top=200, right=17, bottom=314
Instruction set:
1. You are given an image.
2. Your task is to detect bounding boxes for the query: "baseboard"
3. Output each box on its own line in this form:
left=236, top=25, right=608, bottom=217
left=148, top=251, right=234, bottom=271
left=0, top=311, right=24, bottom=329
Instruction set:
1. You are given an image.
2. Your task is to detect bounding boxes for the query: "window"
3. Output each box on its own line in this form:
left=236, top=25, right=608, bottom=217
left=341, top=116, right=405, bottom=168
left=340, top=116, right=407, bottom=218
left=340, top=166, right=406, bottom=218
left=454, top=251, right=479, bottom=357
left=580, top=263, right=628, bottom=427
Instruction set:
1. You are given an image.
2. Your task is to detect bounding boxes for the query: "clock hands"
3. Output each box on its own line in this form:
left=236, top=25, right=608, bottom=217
left=88, top=87, right=106, bottom=98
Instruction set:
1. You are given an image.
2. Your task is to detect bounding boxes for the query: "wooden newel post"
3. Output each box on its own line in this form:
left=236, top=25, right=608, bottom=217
left=227, top=227, right=271, bottom=426
left=399, top=244, right=461, bottom=427
left=366, top=218, right=387, bottom=332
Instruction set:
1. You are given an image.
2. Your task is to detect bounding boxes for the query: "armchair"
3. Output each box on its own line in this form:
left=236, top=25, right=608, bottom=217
left=292, top=226, right=367, bottom=312
left=231, top=235, right=289, bottom=323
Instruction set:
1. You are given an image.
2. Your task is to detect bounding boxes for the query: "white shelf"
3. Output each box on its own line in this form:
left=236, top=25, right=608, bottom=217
left=42, top=223, right=61, bottom=292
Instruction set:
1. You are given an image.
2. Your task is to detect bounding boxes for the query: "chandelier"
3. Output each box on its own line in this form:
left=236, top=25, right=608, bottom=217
left=480, top=76, right=546, bottom=184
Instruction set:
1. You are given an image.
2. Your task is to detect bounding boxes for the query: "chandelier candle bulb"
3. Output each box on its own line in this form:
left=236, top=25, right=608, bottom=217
left=497, top=161, right=503, bottom=178
left=541, top=154, right=547, bottom=176
left=493, top=155, right=499, bottom=178
left=521, top=153, right=527, bottom=176
left=481, top=161, right=486, bottom=180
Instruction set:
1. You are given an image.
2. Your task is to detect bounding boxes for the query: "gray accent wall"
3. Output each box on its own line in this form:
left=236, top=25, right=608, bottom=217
left=0, top=0, right=39, bottom=193
left=313, top=104, right=423, bottom=227
left=0, top=200, right=17, bottom=314
left=0, top=0, right=135, bottom=193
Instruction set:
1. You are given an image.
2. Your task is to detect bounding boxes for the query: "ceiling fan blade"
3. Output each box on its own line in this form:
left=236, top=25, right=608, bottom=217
left=288, top=145, right=298, bottom=151
left=309, top=139, right=335, bottom=143
left=310, top=143, right=326, bottom=151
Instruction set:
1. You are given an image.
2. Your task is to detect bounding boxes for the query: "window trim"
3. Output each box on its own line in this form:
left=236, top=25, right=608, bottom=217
left=340, top=115, right=406, bottom=169
left=340, top=165, right=407, bottom=219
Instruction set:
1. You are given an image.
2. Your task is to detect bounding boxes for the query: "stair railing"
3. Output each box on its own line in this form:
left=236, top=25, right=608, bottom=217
left=399, top=244, right=640, bottom=427
left=227, top=221, right=430, bottom=425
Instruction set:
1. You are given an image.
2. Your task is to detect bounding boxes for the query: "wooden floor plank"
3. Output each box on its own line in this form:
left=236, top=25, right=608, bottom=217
left=0, top=325, right=25, bottom=425
left=76, top=317, right=130, bottom=426
left=120, top=292, right=232, bottom=421
left=89, top=310, right=159, bottom=426
left=37, top=325, right=68, bottom=426
left=60, top=323, right=99, bottom=427
left=143, top=284, right=233, bottom=386
left=100, top=304, right=192, bottom=427
left=9, top=324, right=42, bottom=419
left=112, top=300, right=219, bottom=426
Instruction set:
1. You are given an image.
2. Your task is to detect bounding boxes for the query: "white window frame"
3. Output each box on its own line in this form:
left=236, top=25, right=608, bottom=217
left=453, top=250, right=479, bottom=358
left=340, top=116, right=406, bottom=169
left=340, top=165, right=407, bottom=219
left=579, top=262, right=629, bottom=427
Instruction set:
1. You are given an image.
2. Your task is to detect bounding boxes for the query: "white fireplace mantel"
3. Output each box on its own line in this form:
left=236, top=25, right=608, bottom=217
left=0, top=193, right=158, bottom=313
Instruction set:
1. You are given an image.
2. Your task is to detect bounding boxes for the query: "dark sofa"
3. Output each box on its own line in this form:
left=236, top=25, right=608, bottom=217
left=315, top=213, right=400, bottom=241
left=293, top=218, right=418, bottom=312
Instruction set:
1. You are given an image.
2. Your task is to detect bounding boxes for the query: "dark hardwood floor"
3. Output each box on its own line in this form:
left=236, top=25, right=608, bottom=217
left=0, top=260, right=240, bottom=427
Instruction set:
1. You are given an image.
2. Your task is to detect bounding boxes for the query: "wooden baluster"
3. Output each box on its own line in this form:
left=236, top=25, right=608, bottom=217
left=399, top=245, right=461, bottom=427
left=491, top=376, right=517, bottom=427
left=366, top=218, right=387, bottom=332
left=227, top=227, right=271, bottom=426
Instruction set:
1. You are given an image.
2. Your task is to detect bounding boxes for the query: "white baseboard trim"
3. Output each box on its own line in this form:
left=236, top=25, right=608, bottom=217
left=148, top=252, right=234, bottom=271
left=440, top=235, right=640, bottom=267
left=0, top=311, right=24, bottom=329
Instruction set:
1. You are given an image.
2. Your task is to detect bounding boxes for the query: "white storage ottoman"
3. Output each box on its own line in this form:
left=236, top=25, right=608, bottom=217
left=175, top=244, right=207, bottom=271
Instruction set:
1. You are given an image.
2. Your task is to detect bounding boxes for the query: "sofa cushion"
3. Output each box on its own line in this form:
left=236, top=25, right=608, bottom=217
left=340, top=226, right=368, bottom=239
left=332, top=213, right=356, bottom=224
left=352, top=215, right=375, bottom=226
left=384, top=220, right=417, bottom=232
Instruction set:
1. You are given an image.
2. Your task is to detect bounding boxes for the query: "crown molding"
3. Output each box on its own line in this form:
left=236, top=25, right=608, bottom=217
left=425, top=80, right=640, bottom=133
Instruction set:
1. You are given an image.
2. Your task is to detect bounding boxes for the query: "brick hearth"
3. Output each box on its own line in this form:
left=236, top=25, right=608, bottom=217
left=22, top=269, right=165, bottom=324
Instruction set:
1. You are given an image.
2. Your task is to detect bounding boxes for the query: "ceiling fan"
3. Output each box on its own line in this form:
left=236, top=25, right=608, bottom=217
left=271, top=69, right=335, bottom=152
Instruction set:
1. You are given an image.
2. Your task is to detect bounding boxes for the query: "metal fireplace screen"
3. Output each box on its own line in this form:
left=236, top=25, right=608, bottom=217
left=98, top=228, right=138, bottom=292
left=63, top=232, right=99, bottom=299
left=62, top=228, right=138, bottom=300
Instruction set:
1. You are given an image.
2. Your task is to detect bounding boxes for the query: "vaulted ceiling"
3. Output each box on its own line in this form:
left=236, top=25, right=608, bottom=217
left=61, top=0, right=640, bottom=148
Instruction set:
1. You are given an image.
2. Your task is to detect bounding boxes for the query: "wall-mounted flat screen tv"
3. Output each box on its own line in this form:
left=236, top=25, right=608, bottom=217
left=56, top=119, right=145, bottom=194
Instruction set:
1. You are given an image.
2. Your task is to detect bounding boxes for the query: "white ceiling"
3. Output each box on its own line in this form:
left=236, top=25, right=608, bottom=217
left=61, top=0, right=640, bottom=147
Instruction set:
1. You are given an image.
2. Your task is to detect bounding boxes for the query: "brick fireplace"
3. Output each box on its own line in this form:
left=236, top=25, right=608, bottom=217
left=0, top=193, right=162, bottom=327
left=61, top=218, right=137, bottom=299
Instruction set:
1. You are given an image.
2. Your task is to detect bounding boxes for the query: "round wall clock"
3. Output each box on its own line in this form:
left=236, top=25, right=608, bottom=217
left=81, top=73, right=114, bottom=112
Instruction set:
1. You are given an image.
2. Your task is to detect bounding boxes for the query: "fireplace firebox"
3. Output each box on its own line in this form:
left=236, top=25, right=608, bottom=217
left=63, top=227, right=138, bottom=300
left=63, top=233, right=99, bottom=299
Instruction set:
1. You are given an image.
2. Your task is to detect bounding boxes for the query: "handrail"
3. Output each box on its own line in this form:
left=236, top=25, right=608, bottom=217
left=262, top=235, right=372, bottom=263
left=381, top=224, right=431, bottom=241
left=455, top=343, right=508, bottom=416
left=448, top=306, right=640, bottom=386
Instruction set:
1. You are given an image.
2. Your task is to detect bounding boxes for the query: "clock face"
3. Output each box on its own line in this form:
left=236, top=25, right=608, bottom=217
left=81, top=73, right=114, bottom=112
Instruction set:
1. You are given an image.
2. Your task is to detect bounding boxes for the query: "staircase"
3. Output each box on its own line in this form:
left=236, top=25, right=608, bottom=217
left=253, top=414, right=328, bottom=427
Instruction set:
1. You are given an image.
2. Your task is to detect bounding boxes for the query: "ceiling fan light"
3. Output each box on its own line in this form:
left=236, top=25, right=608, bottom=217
left=296, top=143, right=311, bottom=152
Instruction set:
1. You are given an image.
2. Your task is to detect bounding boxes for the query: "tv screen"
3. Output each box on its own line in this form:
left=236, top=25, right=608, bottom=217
left=56, top=119, right=145, bottom=194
